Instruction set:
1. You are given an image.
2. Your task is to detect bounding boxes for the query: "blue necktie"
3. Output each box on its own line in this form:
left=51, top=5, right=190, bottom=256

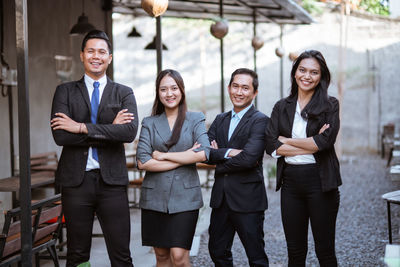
left=91, top=81, right=100, bottom=161
left=228, top=114, right=240, bottom=140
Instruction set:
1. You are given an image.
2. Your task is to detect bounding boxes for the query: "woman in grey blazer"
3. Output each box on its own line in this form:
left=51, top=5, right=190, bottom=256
left=136, top=69, right=210, bottom=267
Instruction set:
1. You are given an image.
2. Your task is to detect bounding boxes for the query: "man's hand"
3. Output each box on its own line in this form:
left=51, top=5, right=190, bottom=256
left=113, top=109, right=134, bottom=124
left=211, top=140, right=219, bottom=149
left=51, top=113, right=86, bottom=133
left=228, top=149, right=242, bottom=157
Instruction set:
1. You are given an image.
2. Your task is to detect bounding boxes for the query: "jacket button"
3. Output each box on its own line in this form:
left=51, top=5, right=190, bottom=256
left=224, top=174, right=228, bottom=177
left=84, top=152, right=88, bottom=155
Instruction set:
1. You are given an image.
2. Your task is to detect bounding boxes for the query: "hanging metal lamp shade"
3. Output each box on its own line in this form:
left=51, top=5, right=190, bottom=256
left=70, top=0, right=95, bottom=35
left=70, top=13, right=95, bottom=35
left=128, top=26, right=142, bottom=37
left=144, top=36, right=168, bottom=50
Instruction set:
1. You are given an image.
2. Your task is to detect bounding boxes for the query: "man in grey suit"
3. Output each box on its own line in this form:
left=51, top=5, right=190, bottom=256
left=207, top=68, right=269, bottom=267
left=50, top=30, right=137, bottom=267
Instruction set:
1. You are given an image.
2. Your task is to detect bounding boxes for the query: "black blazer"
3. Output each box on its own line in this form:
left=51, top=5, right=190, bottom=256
left=265, top=95, right=342, bottom=192
left=207, top=105, right=269, bottom=212
left=51, top=77, right=138, bottom=187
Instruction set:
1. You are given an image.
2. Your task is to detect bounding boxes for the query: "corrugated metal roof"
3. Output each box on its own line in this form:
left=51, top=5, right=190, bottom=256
left=112, top=0, right=313, bottom=24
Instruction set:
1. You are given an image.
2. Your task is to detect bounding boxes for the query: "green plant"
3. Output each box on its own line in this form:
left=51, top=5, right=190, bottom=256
left=267, top=164, right=277, bottom=179
left=77, top=262, right=91, bottom=267
left=301, top=0, right=324, bottom=15
left=360, top=0, right=390, bottom=16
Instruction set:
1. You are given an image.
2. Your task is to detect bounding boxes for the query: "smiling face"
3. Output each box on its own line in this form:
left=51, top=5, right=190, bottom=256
left=158, top=75, right=182, bottom=111
left=295, top=58, right=321, bottom=94
left=228, top=74, right=258, bottom=113
left=80, top=38, right=112, bottom=80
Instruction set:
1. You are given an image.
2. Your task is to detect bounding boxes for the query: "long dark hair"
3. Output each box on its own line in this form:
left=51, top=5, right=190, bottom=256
left=152, top=69, right=187, bottom=148
left=289, top=50, right=332, bottom=119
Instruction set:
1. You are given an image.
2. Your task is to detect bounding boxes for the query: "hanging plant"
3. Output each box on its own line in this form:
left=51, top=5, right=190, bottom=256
left=210, top=19, right=229, bottom=39
left=251, top=36, right=264, bottom=51
left=141, top=0, right=169, bottom=17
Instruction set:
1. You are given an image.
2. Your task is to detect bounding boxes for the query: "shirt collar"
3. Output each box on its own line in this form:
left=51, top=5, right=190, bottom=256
left=84, top=74, right=107, bottom=88
left=231, top=104, right=252, bottom=120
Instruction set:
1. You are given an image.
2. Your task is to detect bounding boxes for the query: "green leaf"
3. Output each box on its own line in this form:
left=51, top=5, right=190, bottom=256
left=77, top=262, right=91, bottom=267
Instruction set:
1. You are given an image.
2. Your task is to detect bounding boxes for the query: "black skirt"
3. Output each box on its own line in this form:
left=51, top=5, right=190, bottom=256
left=141, top=209, right=199, bottom=250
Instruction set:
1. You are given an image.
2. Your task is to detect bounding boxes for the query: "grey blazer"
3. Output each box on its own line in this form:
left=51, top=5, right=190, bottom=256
left=136, top=111, right=210, bottom=214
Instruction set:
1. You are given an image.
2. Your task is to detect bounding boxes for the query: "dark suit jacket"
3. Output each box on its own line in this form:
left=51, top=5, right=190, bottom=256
left=51, top=77, right=138, bottom=187
left=265, top=95, right=342, bottom=192
left=207, top=105, right=269, bottom=213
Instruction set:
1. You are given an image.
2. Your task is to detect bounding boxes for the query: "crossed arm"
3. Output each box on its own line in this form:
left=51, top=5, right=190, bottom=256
left=137, top=143, right=206, bottom=172
left=276, top=124, right=329, bottom=156
left=137, top=114, right=209, bottom=172
left=51, top=109, right=134, bottom=134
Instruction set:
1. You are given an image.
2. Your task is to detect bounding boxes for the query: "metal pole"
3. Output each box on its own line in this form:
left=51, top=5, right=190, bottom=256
left=15, top=0, right=32, bottom=265
left=279, top=24, right=283, bottom=99
left=156, top=16, right=162, bottom=74
left=219, top=0, right=224, bottom=113
left=8, top=86, right=15, bottom=176
left=253, top=10, right=257, bottom=109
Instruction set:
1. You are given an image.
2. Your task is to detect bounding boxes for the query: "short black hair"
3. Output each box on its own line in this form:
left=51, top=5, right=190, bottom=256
left=229, top=68, right=259, bottom=92
left=81, top=30, right=112, bottom=53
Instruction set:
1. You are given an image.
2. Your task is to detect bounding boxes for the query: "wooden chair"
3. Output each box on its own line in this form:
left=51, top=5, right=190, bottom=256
left=0, top=194, right=63, bottom=267
left=126, top=140, right=144, bottom=208
left=382, top=124, right=395, bottom=159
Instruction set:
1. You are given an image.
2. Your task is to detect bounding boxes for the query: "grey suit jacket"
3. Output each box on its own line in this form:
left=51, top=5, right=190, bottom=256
left=136, top=112, right=210, bottom=214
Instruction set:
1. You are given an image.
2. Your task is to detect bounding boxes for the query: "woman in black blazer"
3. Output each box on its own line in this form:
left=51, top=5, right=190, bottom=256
left=266, top=50, right=341, bottom=267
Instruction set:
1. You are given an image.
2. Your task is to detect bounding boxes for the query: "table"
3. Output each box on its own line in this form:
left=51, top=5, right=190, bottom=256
left=0, top=171, right=55, bottom=208
left=382, top=190, right=400, bottom=244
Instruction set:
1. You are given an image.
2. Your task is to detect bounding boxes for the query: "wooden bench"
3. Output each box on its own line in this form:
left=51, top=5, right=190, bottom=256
left=31, top=152, right=58, bottom=173
left=0, top=194, right=63, bottom=267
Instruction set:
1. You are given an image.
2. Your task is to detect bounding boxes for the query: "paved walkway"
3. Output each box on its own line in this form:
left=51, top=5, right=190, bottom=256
left=41, top=153, right=399, bottom=266
left=192, top=154, right=400, bottom=266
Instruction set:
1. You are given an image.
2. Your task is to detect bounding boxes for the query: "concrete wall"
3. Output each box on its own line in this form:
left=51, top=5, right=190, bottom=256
left=0, top=0, right=112, bottom=211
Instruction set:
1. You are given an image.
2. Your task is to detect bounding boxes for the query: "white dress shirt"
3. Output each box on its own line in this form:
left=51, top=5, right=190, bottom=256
left=84, top=74, right=107, bottom=170
left=273, top=101, right=316, bottom=164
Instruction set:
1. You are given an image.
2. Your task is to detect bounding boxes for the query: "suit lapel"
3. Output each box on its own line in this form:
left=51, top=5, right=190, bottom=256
left=77, top=77, right=91, bottom=112
left=229, top=105, right=255, bottom=144
left=283, top=96, right=297, bottom=135
left=154, top=112, right=172, bottom=147
left=98, top=77, right=113, bottom=119
left=221, top=112, right=231, bottom=146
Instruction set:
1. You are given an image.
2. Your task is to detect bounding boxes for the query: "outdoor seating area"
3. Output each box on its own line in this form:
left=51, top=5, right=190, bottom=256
left=0, top=194, right=63, bottom=267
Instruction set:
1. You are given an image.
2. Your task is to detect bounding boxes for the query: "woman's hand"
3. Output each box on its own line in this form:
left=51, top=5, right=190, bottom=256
left=188, top=142, right=201, bottom=151
left=113, top=109, right=134, bottom=124
left=210, top=140, right=218, bottom=149
left=152, top=150, right=166, bottom=161
left=319, top=123, right=330, bottom=134
left=278, top=136, right=289, bottom=144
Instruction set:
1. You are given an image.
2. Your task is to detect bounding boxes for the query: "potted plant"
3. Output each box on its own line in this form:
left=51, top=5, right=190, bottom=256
left=266, top=164, right=277, bottom=189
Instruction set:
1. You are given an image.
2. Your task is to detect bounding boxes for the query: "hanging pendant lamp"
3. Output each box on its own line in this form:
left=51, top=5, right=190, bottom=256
left=70, top=0, right=95, bottom=35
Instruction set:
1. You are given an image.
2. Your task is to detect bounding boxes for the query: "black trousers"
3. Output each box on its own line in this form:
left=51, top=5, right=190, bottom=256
left=281, top=163, right=340, bottom=267
left=208, top=196, right=269, bottom=267
left=62, top=170, right=133, bottom=267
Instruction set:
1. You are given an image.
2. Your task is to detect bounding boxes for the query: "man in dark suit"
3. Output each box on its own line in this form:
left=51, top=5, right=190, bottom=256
left=50, top=30, right=137, bottom=267
left=207, top=68, right=269, bottom=267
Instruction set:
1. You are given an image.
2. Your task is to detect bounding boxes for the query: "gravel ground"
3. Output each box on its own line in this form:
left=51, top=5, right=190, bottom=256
left=191, top=154, right=400, bottom=266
